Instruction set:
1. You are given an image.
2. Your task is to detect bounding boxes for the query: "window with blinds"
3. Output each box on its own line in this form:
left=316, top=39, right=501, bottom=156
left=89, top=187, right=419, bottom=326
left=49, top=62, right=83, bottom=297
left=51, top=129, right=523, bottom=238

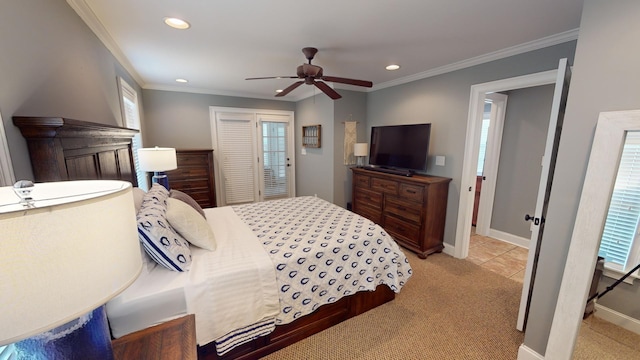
left=262, top=121, right=288, bottom=199
left=598, top=131, right=640, bottom=272
left=119, top=78, right=146, bottom=190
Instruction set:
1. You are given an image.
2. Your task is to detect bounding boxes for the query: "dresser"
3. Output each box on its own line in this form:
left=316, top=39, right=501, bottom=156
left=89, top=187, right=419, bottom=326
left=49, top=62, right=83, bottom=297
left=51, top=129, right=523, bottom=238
left=351, top=167, right=451, bottom=258
left=165, top=149, right=216, bottom=208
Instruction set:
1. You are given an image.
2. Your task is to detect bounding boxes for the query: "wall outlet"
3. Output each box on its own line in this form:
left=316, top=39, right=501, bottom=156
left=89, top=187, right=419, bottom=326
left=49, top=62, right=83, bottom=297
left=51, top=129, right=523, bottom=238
left=301, top=147, right=307, bottom=155
left=435, top=155, right=446, bottom=166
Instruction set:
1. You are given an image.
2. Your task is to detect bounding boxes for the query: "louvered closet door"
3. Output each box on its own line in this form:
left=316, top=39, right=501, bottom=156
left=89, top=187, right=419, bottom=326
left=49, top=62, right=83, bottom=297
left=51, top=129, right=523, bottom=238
left=215, top=113, right=258, bottom=205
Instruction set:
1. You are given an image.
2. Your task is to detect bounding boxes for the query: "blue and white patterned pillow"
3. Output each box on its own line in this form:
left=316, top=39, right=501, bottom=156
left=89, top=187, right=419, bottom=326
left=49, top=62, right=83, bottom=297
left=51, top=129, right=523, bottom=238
left=137, top=184, right=192, bottom=272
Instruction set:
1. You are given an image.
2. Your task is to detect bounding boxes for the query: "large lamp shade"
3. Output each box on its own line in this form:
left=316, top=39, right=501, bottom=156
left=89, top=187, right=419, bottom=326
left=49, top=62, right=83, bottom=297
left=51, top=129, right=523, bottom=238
left=0, top=180, right=142, bottom=358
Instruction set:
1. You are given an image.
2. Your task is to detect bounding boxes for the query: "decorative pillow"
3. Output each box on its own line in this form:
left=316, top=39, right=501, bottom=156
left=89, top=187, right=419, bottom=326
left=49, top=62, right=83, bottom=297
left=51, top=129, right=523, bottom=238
left=132, top=187, right=146, bottom=214
left=166, top=198, right=217, bottom=251
left=137, top=184, right=192, bottom=272
left=170, top=189, right=206, bottom=218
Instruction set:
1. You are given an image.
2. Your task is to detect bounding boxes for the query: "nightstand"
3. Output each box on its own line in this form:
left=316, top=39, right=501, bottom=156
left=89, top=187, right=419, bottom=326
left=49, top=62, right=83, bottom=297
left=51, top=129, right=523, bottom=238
left=112, top=315, right=197, bottom=360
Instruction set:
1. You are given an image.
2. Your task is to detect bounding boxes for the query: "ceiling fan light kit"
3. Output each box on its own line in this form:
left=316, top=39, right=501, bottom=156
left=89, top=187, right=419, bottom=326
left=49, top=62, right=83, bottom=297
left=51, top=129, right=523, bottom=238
left=246, top=47, right=373, bottom=100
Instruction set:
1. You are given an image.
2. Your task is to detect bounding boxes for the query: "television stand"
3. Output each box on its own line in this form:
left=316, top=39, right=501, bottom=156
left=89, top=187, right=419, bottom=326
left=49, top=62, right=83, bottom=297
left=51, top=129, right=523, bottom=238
left=363, top=166, right=414, bottom=177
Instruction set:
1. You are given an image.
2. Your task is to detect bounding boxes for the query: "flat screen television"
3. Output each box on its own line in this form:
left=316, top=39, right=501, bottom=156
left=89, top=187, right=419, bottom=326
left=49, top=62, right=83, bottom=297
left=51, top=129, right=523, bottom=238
left=367, top=123, right=431, bottom=175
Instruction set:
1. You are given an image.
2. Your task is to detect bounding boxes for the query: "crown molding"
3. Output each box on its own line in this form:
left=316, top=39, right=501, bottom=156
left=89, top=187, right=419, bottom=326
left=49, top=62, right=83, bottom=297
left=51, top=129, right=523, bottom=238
left=372, top=28, right=579, bottom=92
left=67, top=0, right=145, bottom=87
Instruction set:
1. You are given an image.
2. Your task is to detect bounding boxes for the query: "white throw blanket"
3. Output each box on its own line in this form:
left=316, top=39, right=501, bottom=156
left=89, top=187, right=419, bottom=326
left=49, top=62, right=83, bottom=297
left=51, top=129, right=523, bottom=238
left=184, top=206, right=280, bottom=346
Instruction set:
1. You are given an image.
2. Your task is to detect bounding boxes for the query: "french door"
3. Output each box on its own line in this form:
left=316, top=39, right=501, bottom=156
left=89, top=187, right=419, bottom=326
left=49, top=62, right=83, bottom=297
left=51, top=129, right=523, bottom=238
left=210, top=107, right=295, bottom=206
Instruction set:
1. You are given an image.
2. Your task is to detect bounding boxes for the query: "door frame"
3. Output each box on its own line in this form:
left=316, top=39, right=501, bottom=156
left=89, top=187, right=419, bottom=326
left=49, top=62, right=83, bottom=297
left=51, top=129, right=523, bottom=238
left=454, top=69, right=559, bottom=259
left=209, top=106, right=295, bottom=206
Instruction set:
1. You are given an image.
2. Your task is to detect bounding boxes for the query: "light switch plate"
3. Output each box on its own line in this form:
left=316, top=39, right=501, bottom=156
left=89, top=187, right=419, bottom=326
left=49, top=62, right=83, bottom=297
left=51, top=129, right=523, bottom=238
left=435, top=155, right=445, bottom=166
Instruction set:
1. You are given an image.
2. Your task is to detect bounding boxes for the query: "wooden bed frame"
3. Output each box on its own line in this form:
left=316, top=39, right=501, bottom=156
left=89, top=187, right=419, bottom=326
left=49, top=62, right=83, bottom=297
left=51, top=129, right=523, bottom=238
left=14, top=117, right=397, bottom=359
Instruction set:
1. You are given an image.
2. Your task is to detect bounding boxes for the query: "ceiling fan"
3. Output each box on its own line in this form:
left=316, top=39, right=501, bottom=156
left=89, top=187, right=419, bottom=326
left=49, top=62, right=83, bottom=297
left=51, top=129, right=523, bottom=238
left=245, top=47, right=373, bottom=100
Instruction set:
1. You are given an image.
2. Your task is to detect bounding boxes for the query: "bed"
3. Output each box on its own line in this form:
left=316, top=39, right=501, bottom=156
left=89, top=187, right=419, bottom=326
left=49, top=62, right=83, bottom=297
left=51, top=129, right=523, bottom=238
left=14, top=117, right=413, bottom=359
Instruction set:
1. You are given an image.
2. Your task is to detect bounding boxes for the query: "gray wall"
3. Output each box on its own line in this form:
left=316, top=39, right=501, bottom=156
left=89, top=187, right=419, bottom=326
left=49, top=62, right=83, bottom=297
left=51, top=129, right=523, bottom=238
left=0, top=0, right=142, bottom=181
left=141, top=89, right=294, bottom=148
left=491, top=85, right=554, bottom=239
left=295, top=94, right=334, bottom=201
left=367, top=41, right=576, bottom=247
left=524, top=0, right=640, bottom=355
left=333, top=91, right=367, bottom=208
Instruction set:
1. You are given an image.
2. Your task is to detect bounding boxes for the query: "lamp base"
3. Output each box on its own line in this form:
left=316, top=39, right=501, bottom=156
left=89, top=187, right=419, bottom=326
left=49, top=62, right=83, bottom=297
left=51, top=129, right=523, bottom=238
left=14, top=306, right=113, bottom=360
left=152, top=172, right=170, bottom=190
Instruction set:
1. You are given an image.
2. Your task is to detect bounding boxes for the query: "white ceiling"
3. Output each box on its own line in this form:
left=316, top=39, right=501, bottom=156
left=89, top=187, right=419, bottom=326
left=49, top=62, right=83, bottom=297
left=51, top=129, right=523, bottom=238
left=69, top=0, right=584, bottom=101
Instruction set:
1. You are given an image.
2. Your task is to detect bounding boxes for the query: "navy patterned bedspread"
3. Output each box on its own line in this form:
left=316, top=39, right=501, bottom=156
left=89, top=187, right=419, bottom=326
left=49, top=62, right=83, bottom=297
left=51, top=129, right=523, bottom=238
left=232, top=196, right=412, bottom=325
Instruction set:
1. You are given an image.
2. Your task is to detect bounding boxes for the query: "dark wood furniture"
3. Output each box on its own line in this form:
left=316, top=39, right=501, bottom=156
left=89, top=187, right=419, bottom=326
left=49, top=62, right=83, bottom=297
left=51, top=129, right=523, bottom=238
left=352, top=167, right=451, bottom=258
left=165, top=149, right=216, bottom=208
left=112, top=314, right=197, bottom=360
left=13, top=119, right=396, bottom=360
left=199, top=285, right=394, bottom=360
left=13, top=117, right=138, bottom=185
left=473, top=175, right=482, bottom=226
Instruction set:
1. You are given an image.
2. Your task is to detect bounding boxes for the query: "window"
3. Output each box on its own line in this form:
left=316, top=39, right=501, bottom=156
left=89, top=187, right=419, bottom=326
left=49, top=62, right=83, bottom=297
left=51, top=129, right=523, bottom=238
left=598, top=131, right=640, bottom=275
left=119, top=78, right=146, bottom=190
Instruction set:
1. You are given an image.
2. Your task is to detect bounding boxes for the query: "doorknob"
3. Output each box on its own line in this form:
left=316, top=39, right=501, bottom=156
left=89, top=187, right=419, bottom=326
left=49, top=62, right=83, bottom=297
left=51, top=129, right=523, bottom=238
left=525, top=214, right=540, bottom=225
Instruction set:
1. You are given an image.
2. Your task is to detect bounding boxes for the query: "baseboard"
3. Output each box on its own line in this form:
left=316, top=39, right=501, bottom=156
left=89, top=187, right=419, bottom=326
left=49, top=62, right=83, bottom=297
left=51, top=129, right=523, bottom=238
left=517, top=344, right=545, bottom=360
left=488, top=228, right=530, bottom=249
left=594, top=303, right=640, bottom=335
left=442, top=242, right=456, bottom=257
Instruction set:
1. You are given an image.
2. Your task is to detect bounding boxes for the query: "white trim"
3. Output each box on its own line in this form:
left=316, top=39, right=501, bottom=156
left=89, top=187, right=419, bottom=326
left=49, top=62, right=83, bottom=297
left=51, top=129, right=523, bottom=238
left=0, top=112, right=15, bottom=186
left=518, top=344, right=545, bottom=360
left=488, top=229, right=530, bottom=249
left=66, top=0, right=145, bottom=87
left=442, top=242, right=456, bottom=257
left=547, top=109, right=640, bottom=359
left=374, top=29, right=579, bottom=92
left=455, top=69, right=558, bottom=260
left=593, top=303, right=640, bottom=336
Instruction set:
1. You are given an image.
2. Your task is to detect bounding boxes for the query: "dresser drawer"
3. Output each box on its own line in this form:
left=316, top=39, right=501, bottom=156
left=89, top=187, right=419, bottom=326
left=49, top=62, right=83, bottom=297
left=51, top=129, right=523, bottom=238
left=371, top=177, right=398, bottom=194
left=354, top=188, right=382, bottom=209
left=354, top=173, right=370, bottom=188
left=168, top=167, right=209, bottom=180
left=171, top=179, right=210, bottom=191
left=383, top=215, right=421, bottom=247
left=176, top=153, right=210, bottom=166
left=355, top=204, right=382, bottom=224
left=384, top=196, right=422, bottom=224
left=399, top=183, right=424, bottom=202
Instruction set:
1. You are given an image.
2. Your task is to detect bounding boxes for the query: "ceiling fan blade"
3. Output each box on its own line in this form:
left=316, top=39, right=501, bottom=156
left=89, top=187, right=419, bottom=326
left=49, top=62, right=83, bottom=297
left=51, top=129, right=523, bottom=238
left=321, top=76, right=373, bottom=88
left=246, top=76, right=298, bottom=80
left=314, top=81, right=342, bottom=100
left=275, top=81, right=304, bottom=97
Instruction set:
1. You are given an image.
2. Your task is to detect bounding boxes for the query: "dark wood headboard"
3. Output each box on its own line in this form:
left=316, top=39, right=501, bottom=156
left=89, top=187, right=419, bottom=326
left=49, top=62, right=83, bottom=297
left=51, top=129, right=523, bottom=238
left=13, top=117, right=139, bottom=186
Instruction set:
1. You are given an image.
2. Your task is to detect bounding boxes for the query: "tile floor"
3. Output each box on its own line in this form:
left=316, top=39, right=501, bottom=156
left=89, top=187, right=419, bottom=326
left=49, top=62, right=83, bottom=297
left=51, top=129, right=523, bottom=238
left=466, top=227, right=528, bottom=283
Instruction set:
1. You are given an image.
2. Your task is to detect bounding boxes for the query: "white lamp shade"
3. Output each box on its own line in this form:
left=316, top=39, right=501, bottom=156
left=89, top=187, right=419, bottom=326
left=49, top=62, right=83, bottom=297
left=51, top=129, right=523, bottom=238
left=354, top=143, right=368, bottom=157
left=137, top=147, right=177, bottom=172
left=0, top=180, right=142, bottom=346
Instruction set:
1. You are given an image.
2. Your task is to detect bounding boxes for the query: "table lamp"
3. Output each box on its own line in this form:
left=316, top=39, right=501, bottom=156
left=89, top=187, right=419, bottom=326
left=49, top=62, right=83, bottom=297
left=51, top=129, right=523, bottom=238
left=354, top=143, right=368, bottom=167
left=137, top=147, right=177, bottom=189
left=0, top=180, right=142, bottom=359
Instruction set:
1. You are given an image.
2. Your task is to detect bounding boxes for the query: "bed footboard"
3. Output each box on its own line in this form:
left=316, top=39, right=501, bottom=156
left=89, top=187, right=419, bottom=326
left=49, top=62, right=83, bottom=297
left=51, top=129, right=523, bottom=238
left=197, top=284, right=395, bottom=360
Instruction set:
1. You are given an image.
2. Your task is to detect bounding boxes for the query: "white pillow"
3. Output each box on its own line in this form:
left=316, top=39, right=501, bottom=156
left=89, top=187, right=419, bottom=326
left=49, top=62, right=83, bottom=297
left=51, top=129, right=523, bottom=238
left=166, top=197, right=217, bottom=251
left=132, top=187, right=146, bottom=214
left=137, top=184, right=192, bottom=272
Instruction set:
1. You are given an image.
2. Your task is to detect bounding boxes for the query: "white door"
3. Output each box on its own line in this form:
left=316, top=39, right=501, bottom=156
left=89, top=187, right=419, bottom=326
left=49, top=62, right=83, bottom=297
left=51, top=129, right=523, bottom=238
left=258, top=114, right=295, bottom=201
left=516, top=58, right=571, bottom=331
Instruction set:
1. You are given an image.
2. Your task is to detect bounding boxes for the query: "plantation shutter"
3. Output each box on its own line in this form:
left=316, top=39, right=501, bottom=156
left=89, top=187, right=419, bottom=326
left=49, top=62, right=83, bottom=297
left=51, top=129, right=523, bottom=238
left=598, top=131, right=640, bottom=269
left=216, top=116, right=256, bottom=204
left=119, top=78, right=146, bottom=190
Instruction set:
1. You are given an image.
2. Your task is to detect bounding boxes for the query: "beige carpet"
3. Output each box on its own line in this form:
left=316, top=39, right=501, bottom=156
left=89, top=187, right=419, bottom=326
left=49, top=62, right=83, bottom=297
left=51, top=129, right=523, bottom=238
left=264, top=252, right=524, bottom=359
left=263, top=251, right=640, bottom=359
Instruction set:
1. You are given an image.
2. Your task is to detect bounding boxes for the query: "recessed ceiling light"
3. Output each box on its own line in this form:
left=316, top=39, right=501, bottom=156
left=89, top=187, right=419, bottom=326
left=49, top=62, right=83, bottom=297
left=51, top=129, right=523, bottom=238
left=276, top=89, right=283, bottom=93
left=163, top=17, right=190, bottom=30
left=175, top=78, right=188, bottom=83
left=386, top=64, right=400, bottom=71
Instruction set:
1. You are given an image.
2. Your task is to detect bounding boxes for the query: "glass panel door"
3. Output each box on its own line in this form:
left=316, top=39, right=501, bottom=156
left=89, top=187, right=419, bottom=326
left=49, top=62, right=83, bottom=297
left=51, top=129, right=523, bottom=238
left=261, top=120, right=290, bottom=200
